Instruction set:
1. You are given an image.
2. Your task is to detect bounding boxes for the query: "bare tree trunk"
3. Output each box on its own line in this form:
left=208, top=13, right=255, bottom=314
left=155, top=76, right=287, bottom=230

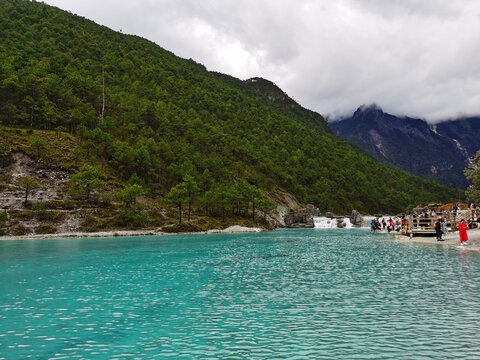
left=178, top=202, right=182, bottom=224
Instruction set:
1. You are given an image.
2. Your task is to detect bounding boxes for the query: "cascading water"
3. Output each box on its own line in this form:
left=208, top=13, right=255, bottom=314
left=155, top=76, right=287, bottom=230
left=314, top=217, right=354, bottom=229
left=362, top=216, right=376, bottom=228
left=342, top=217, right=353, bottom=228
left=313, top=217, right=337, bottom=228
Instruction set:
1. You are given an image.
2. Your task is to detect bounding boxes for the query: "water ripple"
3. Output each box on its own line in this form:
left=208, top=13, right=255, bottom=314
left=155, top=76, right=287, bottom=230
left=1, top=230, right=480, bottom=358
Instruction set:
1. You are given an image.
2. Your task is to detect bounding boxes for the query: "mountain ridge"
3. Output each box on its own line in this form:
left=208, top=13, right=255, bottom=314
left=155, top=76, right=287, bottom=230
left=330, top=105, right=480, bottom=189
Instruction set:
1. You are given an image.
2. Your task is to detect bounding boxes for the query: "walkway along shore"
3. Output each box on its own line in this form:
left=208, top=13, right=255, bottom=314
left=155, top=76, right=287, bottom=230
left=393, top=228, right=480, bottom=252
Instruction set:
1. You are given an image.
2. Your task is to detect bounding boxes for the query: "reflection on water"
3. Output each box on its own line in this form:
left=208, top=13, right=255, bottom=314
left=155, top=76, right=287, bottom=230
left=1, top=230, right=480, bottom=359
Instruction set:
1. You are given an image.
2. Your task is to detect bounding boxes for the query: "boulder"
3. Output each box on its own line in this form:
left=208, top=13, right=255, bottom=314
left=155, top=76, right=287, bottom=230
left=350, top=210, right=363, bottom=226
left=284, top=209, right=296, bottom=227
left=306, top=204, right=321, bottom=217
left=283, top=209, right=314, bottom=228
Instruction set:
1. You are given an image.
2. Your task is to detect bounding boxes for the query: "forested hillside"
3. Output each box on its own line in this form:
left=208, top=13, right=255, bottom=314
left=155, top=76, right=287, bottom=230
left=0, top=0, right=462, bottom=215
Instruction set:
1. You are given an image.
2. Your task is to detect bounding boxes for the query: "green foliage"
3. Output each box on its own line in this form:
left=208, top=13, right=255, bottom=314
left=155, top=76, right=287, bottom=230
left=0, top=211, right=8, bottom=222
left=70, top=165, right=104, bottom=201
left=15, top=176, right=40, bottom=203
left=36, top=223, right=57, bottom=234
left=115, top=184, right=147, bottom=208
left=114, top=209, right=150, bottom=228
left=11, top=223, right=28, bottom=236
left=162, top=222, right=201, bottom=233
left=32, top=200, right=76, bottom=210
left=35, top=210, right=66, bottom=222
left=31, top=202, right=46, bottom=211
left=29, top=136, right=47, bottom=160
left=465, top=150, right=480, bottom=203
left=166, top=182, right=188, bottom=224
left=0, top=0, right=462, bottom=215
left=9, top=210, right=34, bottom=221
left=257, top=194, right=275, bottom=219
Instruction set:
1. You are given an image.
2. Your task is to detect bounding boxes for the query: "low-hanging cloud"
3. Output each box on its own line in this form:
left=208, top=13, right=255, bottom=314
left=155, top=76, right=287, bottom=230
left=44, top=0, right=480, bottom=122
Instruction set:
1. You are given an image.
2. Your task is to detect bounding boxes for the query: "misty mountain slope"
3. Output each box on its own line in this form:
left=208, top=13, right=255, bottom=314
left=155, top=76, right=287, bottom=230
left=330, top=106, right=479, bottom=189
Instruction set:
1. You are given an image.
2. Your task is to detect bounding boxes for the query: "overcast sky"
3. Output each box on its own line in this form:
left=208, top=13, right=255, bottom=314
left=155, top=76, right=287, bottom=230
left=43, top=0, right=480, bottom=122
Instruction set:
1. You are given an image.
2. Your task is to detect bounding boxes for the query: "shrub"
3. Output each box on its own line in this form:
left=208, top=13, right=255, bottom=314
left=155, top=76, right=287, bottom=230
left=41, top=200, right=76, bottom=210
left=10, top=210, right=34, bottom=221
left=0, top=211, right=8, bottom=222
left=114, top=210, right=149, bottom=228
left=11, top=224, right=29, bottom=236
left=32, top=202, right=46, bottom=211
left=36, top=224, right=57, bottom=234
left=162, top=223, right=200, bottom=233
left=35, top=210, right=66, bottom=221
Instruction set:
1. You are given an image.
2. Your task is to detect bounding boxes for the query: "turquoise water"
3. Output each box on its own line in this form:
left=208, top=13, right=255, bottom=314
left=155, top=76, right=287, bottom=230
left=1, top=229, right=480, bottom=359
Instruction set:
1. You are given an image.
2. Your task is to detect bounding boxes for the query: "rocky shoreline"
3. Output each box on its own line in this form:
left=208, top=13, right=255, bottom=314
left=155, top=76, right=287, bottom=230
left=0, top=225, right=265, bottom=241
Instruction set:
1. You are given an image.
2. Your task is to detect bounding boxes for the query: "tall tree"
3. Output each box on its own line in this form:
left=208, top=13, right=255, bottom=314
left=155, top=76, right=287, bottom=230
left=257, top=194, right=275, bottom=220
left=115, top=184, right=146, bottom=208
left=69, top=165, right=105, bottom=201
left=29, top=136, right=47, bottom=161
left=182, top=174, right=199, bottom=224
left=166, top=182, right=187, bottom=224
left=16, top=176, right=40, bottom=205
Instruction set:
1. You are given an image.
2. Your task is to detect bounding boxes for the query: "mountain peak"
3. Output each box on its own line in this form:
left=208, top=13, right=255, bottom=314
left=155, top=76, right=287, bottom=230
left=330, top=107, right=480, bottom=189
left=353, top=104, right=384, bottom=117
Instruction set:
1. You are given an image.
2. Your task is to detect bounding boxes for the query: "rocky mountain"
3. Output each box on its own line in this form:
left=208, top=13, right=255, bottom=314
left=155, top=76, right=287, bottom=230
left=330, top=105, right=480, bottom=189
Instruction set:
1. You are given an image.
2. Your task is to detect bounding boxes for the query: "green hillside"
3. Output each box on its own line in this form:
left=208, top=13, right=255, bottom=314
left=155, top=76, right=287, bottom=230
left=0, top=0, right=462, bottom=214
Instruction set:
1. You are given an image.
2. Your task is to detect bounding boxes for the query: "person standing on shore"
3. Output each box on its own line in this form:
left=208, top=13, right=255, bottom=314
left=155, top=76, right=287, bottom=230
left=458, top=219, right=468, bottom=245
left=434, top=219, right=443, bottom=241
left=441, top=219, right=447, bottom=237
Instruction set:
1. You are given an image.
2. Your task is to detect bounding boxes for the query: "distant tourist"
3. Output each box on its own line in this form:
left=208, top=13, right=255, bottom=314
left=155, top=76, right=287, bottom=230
left=371, top=219, right=376, bottom=232
left=441, top=219, right=447, bottom=236
left=434, top=220, right=443, bottom=241
left=458, top=219, right=468, bottom=245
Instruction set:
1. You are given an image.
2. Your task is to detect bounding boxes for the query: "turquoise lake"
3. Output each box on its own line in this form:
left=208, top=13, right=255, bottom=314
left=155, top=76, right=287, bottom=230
left=1, top=229, right=480, bottom=359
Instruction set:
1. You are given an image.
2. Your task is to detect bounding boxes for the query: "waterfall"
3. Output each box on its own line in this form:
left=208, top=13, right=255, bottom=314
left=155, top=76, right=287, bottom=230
left=342, top=217, right=353, bottom=228
left=362, top=216, right=376, bottom=228
left=313, top=217, right=354, bottom=229
left=313, top=217, right=338, bottom=229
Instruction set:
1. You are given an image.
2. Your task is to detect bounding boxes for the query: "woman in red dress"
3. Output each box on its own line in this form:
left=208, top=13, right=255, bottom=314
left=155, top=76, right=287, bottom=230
left=458, top=219, right=468, bottom=244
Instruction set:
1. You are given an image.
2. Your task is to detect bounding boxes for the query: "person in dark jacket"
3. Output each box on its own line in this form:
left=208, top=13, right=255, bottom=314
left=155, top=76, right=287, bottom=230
left=434, top=220, right=443, bottom=241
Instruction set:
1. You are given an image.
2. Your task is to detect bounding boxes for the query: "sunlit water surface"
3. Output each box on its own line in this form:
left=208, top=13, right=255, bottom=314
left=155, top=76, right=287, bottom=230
left=1, top=229, right=480, bottom=359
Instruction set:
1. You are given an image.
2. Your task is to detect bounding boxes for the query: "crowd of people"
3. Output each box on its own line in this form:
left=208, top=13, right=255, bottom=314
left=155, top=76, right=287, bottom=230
left=370, top=202, right=479, bottom=245
left=370, top=217, right=405, bottom=233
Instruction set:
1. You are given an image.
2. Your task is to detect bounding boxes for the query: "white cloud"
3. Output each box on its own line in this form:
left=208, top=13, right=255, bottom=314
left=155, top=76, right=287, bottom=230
left=44, top=0, right=480, bottom=122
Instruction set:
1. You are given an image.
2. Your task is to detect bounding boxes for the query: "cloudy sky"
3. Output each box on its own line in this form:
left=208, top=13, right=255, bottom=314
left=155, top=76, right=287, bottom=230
left=43, top=0, right=480, bottom=122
